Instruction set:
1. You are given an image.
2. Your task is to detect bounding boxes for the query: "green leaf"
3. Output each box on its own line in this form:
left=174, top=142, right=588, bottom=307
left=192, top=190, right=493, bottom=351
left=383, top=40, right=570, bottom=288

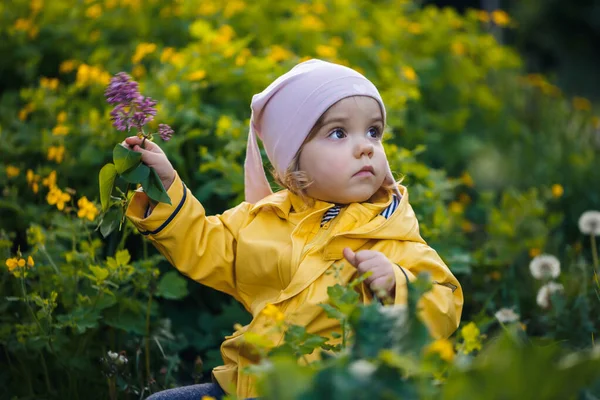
left=115, top=249, right=131, bottom=266
left=120, top=162, right=150, bottom=184
left=99, top=163, right=117, bottom=212
left=113, top=143, right=142, bottom=174
left=156, top=271, right=188, bottom=300
left=89, top=266, right=109, bottom=281
left=99, top=207, right=123, bottom=238
left=144, top=167, right=172, bottom=205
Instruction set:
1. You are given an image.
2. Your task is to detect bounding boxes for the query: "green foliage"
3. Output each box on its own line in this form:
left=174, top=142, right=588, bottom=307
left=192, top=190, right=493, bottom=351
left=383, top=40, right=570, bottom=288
left=1, top=0, right=600, bottom=398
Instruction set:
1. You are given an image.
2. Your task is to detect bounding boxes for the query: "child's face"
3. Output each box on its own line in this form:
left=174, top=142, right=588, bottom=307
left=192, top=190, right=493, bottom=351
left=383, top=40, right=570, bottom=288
left=298, top=96, right=388, bottom=204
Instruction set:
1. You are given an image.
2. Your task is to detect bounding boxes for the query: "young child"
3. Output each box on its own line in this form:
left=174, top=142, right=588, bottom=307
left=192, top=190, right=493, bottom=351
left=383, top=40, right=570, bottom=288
left=124, top=59, right=463, bottom=400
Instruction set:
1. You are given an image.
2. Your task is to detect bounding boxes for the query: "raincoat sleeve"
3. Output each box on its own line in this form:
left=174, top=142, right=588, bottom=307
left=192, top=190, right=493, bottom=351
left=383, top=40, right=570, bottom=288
left=376, top=240, right=464, bottom=339
left=125, top=172, right=252, bottom=301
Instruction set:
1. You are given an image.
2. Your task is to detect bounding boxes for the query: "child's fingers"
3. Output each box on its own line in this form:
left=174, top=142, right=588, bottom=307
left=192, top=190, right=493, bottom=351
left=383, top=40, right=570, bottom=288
left=124, top=136, right=163, bottom=154
left=343, top=247, right=358, bottom=267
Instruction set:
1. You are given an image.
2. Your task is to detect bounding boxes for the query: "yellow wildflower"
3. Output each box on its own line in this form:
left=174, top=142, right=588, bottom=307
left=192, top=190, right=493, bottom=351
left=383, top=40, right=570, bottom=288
left=300, top=15, right=324, bottom=31
left=52, top=125, right=69, bottom=136
left=449, top=201, right=464, bottom=214
left=223, top=0, right=246, bottom=18
left=132, top=43, right=157, bottom=64
left=132, top=64, right=146, bottom=79
left=59, top=60, right=77, bottom=74
left=85, top=4, right=102, bottom=18
left=47, top=145, right=65, bottom=163
left=407, top=23, right=422, bottom=34
left=460, top=171, right=474, bottom=187
left=18, top=103, right=35, bottom=121
left=40, top=77, right=59, bottom=90
left=187, top=70, right=207, bottom=81
left=77, top=196, right=99, bottom=221
left=491, top=10, right=510, bottom=26
left=76, top=64, right=111, bottom=87
left=26, top=169, right=41, bottom=193
left=47, top=186, right=71, bottom=210
left=160, top=47, right=176, bottom=63
left=529, top=248, right=541, bottom=258
left=235, top=48, right=251, bottom=67
left=312, top=2, right=327, bottom=14
left=402, top=66, right=417, bottom=82
left=551, top=184, right=564, bottom=198
left=451, top=41, right=466, bottom=56
left=461, top=221, right=475, bottom=233
left=573, top=96, right=592, bottom=111
left=14, top=18, right=31, bottom=31
left=198, top=1, right=218, bottom=16
left=5, top=258, right=19, bottom=272
left=475, top=10, right=490, bottom=23
left=42, top=170, right=57, bottom=189
left=212, top=25, right=235, bottom=46
left=357, top=37, right=374, bottom=48
left=329, top=36, right=343, bottom=47
left=30, top=0, right=43, bottom=14
left=261, top=303, right=285, bottom=323
left=6, top=166, right=20, bottom=178
left=316, top=45, right=337, bottom=59
left=56, top=111, right=67, bottom=124
left=490, top=271, right=501, bottom=281
left=268, top=45, right=293, bottom=63
left=460, top=322, right=482, bottom=354
left=201, top=396, right=216, bottom=400
left=27, top=256, right=34, bottom=267
left=425, top=339, right=455, bottom=362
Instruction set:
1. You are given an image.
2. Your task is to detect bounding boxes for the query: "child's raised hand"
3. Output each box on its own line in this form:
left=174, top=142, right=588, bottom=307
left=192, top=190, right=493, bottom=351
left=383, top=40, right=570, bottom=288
left=122, top=136, right=176, bottom=191
left=343, top=247, right=396, bottom=295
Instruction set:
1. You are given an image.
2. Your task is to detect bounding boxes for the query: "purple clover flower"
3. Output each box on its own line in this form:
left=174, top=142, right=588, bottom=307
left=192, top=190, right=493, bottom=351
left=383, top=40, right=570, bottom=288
left=105, top=72, right=140, bottom=105
left=106, top=72, right=173, bottom=140
left=158, top=124, right=174, bottom=141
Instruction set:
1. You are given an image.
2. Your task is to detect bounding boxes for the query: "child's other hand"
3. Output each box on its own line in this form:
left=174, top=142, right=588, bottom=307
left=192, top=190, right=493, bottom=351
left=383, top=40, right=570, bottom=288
left=343, top=248, right=396, bottom=295
left=122, top=136, right=176, bottom=191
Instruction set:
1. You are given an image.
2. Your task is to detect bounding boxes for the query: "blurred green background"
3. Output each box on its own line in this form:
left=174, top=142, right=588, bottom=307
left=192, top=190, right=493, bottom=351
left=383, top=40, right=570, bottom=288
left=1, top=0, right=600, bottom=398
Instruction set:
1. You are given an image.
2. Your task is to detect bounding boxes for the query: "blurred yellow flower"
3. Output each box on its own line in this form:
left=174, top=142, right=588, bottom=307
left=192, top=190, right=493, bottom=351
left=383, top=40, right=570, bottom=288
left=27, top=256, right=34, bottom=267
left=460, top=322, right=482, bottom=354
left=551, top=184, right=564, bottom=198
left=77, top=196, right=99, bottom=221
left=6, top=166, right=20, bottom=178
left=529, top=248, right=541, bottom=258
left=235, top=48, right=252, bottom=67
left=449, top=201, right=464, bottom=214
left=301, top=15, right=324, bottom=31
left=59, top=59, right=77, bottom=74
left=201, top=396, right=216, bottom=400
left=461, top=221, right=475, bottom=233
left=212, top=25, right=235, bottom=46
left=460, top=171, right=474, bottom=187
left=198, top=1, right=219, bottom=16
left=224, top=0, right=246, bottom=18
left=491, top=10, right=510, bottom=26
left=42, top=170, right=57, bottom=189
left=160, top=47, right=176, bottom=63
left=312, top=2, right=327, bottom=14
left=402, top=66, right=417, bottom=81
left=268, top=45, right=293, bottom=63
left=458, top=193, right=471, bottom=204
left=451, top=41, right=466, bottom=56
left=26, top=169, right=41, bottom=193
left=475, top=10, right=490, bottom=23
left=85, top=4, right=102, bottom=18
left=52, top=125, right=69, bottom=136
left=356, top=37, right=373, bottom=48
left=47, top=145, right=65, bottom=164
left=489, top=271, right=501, bottom=281
left=407, top=22, right=423, bottom=34
left=18, top=103, right=35, bottom=121
left=30, top=0, right=43, bottom=14
left=76, top=64, right=111, bottom=87
left=47, top=186, right=71, bottom=210
left=425, top=339, right=455, bottom=362
left=187, top=70, right=207, bottom=81
left=132, top=43, right=157, bottom=64
left=5, top=256, right=34, bottom=277
left=27, top=225, right=46, bottom=246
left=261, top=303, right=285, bottom=323
left=573, top=96, right=592, bottom=111
left=56, top=111, right=67, bottom=124
left=13, top=18, right=31, bottom=31
left=40, top=77, right=59, bottom=90
left=329, top=36, right=343, bottom=47
left=315, top=45, right=337, bottom=59
left=132, top=64, right=146, bottom=79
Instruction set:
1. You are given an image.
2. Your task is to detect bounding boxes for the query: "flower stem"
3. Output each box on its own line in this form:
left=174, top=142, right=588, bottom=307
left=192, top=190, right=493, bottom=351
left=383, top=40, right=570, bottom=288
left=145, top=291, right=154, bottom=382
left=41, top=245, right=60, bottom=275
left=40, top=351, right=54, bottom=394
left=591, top=235, right=599, bottom=287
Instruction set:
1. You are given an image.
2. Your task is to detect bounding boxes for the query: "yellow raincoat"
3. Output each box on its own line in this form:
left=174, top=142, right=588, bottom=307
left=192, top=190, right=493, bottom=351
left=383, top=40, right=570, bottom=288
left=126, top=173, right=463, bottom=398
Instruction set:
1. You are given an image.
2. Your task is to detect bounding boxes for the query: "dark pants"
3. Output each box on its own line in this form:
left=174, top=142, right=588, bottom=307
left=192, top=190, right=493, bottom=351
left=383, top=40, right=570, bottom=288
left=146, top=383, right=257, bottom=400
left=146, top=383, right=225, bottom=399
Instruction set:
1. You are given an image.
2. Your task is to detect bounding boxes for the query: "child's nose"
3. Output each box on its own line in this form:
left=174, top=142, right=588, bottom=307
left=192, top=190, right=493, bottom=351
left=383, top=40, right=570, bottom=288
left=354, top=138, right=374, bottom=158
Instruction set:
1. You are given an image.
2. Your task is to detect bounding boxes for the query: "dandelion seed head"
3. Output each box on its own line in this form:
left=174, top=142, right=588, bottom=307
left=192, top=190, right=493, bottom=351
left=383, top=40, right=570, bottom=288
left=578, top=210, right=600, bottom=236
left=529, top=254, right=561, bottom=280
left=536, top=282, right=564, bottom=309
left=494, top=308, right=520, bottom=323
left=348, top=360, right=376, bottom=380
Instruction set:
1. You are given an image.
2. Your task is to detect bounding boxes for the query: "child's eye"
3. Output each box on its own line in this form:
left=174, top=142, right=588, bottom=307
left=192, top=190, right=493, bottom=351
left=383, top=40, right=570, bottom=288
left=367, top=126, right=382, bottom=139
left=327, top=128, right=346, bottom=140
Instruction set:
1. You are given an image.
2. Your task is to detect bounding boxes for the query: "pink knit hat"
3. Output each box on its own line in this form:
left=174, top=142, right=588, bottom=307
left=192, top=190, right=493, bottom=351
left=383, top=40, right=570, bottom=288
left=244, top=59, right=399, bottom=203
